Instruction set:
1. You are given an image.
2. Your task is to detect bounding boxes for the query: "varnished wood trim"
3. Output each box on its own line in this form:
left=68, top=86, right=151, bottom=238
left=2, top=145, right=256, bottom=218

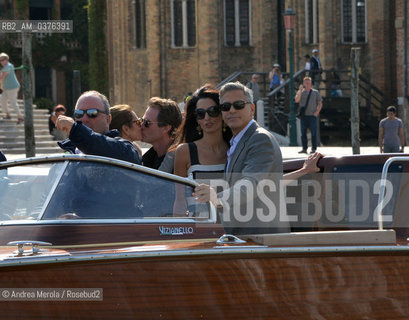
left=2, top=244, right=409, bottom=268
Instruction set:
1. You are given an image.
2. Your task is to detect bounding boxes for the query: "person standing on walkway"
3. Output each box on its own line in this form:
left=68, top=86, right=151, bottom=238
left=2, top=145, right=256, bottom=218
left=304, top=54, right=311, bottom=72
left=0, top=53, right=23, bottom=124
left=378, top=105, right=405, bottom=153
left=269, top=64, right=283, bottom=91
left=310, top=49, right=322, bottom=89
left=246, top=74, right=260, bottom=103
left=295, top=77, right=322, bottom=154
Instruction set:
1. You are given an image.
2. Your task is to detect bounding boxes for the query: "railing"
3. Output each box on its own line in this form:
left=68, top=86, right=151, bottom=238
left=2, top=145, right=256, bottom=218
left=310, top=70, right=385, bottom=117
left=217, top=68, right=386, bottom=138
left=218, top=69, right=385, bottom=108
left=1, top=32, right=80, bottom=49
left=377, top=157, right=407, bottom=230
left=216, top=71, right=271, bottom=98
left=216, top=69, right=307, bottom=135
left=358, top=74, right=385, bottom=117
left=267, top=69, right=308, bottom=99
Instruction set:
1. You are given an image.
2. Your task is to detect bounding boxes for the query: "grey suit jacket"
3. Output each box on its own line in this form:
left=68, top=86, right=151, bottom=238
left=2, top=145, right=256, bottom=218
left=218, top=121, right=290, bottom=234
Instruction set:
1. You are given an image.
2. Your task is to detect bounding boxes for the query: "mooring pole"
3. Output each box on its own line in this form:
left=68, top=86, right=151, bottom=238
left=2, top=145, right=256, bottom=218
left=22, top=32, right=35, bottom=157
left=351, top=47, right=361, bottom=154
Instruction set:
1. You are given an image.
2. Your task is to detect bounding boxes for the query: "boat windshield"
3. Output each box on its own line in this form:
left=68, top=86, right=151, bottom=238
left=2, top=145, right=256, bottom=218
left=0, top=160, right=209, bottom=222
left=0, top=162, right=64, bottom=221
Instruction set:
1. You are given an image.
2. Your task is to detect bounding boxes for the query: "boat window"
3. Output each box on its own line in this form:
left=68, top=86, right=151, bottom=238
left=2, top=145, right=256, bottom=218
left=42, top=161, right=209, bottom=220
left=286, top=163, right=404, bottom=231
left=0, top=162, right=66, bottom=221
left=320, top=163, right=403, bottom=228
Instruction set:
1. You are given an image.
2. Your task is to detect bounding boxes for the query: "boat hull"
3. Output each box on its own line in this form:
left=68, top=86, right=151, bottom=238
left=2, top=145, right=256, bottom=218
left=1, top=248, right=409, bottom=319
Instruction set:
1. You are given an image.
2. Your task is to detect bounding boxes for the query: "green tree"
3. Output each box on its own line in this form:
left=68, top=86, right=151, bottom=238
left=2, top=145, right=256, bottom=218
left=15, top=0, right=29, bottom=19
left=87, top=0, right=109, bottom=97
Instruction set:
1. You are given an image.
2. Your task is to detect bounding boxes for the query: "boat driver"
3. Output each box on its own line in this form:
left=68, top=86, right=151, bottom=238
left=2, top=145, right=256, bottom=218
left=56, top=90, right=141, bottom=164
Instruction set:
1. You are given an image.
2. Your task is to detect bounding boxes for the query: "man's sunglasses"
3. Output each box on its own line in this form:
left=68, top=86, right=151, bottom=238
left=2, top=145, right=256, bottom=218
left=141, top=118, right=163, bottom=128
left=220, top=100, right=250, bottom=112
left=195, top=105, right=221, bottom=120
left=74, top=108, right=109, bottom=119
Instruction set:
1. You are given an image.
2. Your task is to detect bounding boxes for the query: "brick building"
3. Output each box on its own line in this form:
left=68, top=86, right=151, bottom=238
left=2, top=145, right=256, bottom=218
left=107, top=0, right=405, bottom=123
left=0, top=0, right=88, bottom=111
left=394, top=0, right=409, bottom=139
left=395, top=0, right=409, bottom=104
left=1, top=0, right=406, bottom=128
left=287, top=0, right=397, bottom=107
left=106, top=0, right=286, bottom=115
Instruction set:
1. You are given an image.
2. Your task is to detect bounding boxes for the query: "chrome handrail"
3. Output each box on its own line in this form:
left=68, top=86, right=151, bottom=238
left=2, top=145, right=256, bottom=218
left=377, top=156, right=408, bottom=230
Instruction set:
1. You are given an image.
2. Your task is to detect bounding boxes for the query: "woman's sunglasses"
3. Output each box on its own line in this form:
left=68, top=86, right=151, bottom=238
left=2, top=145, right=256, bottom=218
left=74, top=108, right=109, bottom=119
left=220, top=100, right=250, bottom=112
left=195, top=105, right=221, bottom=120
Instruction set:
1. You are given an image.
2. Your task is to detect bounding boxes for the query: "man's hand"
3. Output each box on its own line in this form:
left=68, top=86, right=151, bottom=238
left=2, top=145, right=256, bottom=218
left=56, top=115, right=75, bottom=134
left=193, top=184, right=220, bottom=206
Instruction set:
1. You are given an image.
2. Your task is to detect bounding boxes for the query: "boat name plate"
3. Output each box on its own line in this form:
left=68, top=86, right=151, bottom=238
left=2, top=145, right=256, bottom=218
left=159, top=226, right=194, bottom=236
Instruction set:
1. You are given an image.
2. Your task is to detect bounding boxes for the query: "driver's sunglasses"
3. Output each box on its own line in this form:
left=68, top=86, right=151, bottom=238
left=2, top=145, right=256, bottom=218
left=220, top=100, right=250, bottom=112
left=141, top=118, right=163, bottom=128
left=195, top=105, right=221, bottom=120
left=74, top=108, right=109, bottom=119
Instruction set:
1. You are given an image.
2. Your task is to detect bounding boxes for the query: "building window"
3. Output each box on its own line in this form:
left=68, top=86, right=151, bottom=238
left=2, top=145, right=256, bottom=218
left=305, top=0, right=319, bottom=44
left=0, top=0, right=12, bottom=18
left=171, top=0, right=196, bottom=48
left=29, top=0, right=52, bottom=20
left=134, top=0, right=146, bottom=49
left=342, top=0, right=366, bottom=43
left=224, top=0, right=251, bottom=47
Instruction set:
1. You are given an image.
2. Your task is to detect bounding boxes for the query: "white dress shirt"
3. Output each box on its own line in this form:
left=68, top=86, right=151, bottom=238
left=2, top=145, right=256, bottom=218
left=226, top=119, right=255, bottom=172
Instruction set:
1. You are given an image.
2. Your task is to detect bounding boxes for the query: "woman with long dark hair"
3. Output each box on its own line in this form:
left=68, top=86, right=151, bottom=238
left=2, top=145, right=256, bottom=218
left=174, top=84, right=232, bottom=180
left=173, top=84, right=232, bottom=216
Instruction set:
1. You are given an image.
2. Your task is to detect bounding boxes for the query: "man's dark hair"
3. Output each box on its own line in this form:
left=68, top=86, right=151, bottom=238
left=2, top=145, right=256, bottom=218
left=387, top=106, right=397, bottom=113
left=148, top=97, right=182, bottom=138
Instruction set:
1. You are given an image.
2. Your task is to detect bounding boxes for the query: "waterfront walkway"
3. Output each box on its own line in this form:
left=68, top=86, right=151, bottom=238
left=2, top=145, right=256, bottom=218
left=3, top=146, right=382, bottom=161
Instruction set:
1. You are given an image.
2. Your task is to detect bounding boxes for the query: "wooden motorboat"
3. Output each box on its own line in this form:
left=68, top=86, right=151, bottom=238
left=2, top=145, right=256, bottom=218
left=1, top=154, right=409, bottom=319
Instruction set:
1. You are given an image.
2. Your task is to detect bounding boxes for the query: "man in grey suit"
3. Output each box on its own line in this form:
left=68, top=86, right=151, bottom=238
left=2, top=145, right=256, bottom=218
left=194, top=82, right=290, bottom=234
